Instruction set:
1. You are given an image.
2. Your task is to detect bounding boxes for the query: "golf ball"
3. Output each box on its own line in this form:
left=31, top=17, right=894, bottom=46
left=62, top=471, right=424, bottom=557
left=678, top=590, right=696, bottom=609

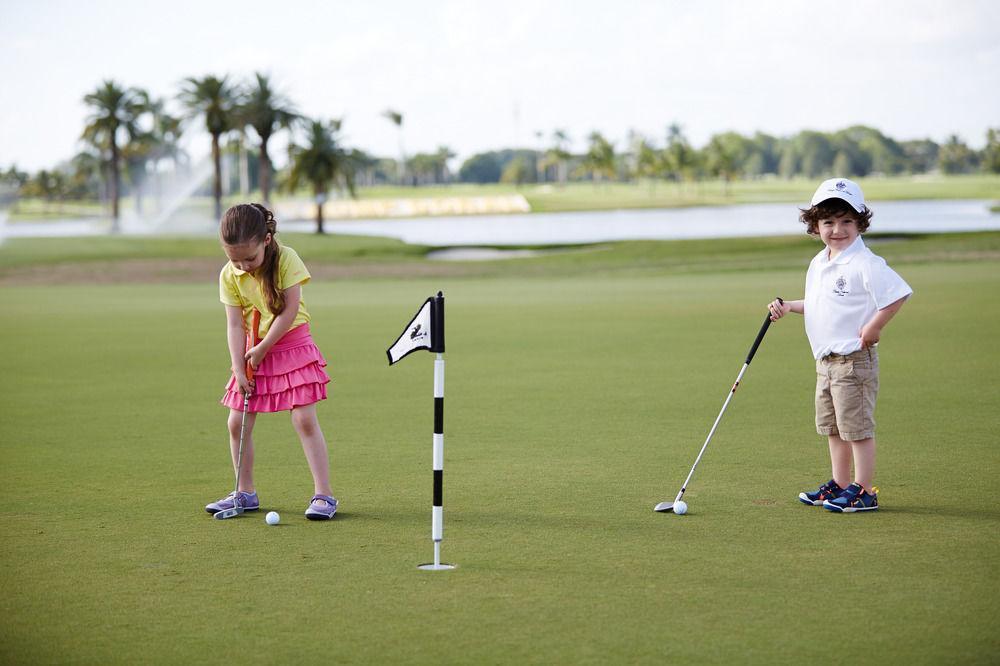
left=673, top=501, right=688, bottom=515
left=265, top=511, right=280, bottom=525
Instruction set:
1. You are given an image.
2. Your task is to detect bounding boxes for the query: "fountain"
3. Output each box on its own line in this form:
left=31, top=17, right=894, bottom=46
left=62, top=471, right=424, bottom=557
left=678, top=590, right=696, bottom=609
left=121, top=157, right=215, bottom=234
left=0, top=157, right=215, bottom=241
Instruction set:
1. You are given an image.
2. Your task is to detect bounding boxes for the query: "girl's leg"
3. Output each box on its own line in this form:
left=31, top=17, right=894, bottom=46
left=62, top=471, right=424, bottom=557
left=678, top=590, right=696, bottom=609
left=828, top=434, right=852, bottom=489
left=227, top=408, right=257, bottom=492
left=851, top=437, right=876, bottom=490
left=290, top=403, right=333, bottom=496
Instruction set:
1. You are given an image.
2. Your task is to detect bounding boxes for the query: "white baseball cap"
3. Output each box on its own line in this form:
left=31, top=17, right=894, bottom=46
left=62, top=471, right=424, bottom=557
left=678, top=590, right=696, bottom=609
left=810, top=178, right=866, bottom=213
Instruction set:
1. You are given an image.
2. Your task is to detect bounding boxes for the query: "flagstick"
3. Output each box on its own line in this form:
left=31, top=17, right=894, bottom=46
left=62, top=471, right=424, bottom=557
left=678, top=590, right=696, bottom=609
left=419, top=352, right=455, bottom=570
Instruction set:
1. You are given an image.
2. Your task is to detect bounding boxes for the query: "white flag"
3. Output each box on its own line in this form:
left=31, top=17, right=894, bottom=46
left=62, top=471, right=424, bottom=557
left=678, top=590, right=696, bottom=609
left=387, top=298, right=434, bottom=364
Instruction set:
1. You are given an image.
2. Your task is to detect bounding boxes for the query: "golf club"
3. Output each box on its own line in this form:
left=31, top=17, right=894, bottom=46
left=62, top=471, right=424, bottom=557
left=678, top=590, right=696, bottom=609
left=215, top=309, right=261, bottom=520
left=654, top=298, right=782, bottom=513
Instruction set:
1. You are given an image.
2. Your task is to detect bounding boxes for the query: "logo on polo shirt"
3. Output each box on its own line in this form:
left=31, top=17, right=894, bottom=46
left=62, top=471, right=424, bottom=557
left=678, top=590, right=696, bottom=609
left=833, top=275, right=850, bottom=296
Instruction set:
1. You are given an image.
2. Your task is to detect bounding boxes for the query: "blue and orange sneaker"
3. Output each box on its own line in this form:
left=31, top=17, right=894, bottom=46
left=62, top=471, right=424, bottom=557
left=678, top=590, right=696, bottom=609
left=798, top=479, right=845, bottom=506
left=823, top=483, right=879, bottom=513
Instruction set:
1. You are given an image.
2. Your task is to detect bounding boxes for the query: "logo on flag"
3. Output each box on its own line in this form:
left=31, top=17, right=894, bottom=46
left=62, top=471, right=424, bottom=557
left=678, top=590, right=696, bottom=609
left=387, top=292, right=445, bottom=364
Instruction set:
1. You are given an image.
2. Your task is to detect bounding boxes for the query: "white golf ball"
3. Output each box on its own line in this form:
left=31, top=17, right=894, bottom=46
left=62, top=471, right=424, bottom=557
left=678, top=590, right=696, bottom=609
left=673, top=501, right=688, bottom=515
left=265, top=511, right=280, bottom=525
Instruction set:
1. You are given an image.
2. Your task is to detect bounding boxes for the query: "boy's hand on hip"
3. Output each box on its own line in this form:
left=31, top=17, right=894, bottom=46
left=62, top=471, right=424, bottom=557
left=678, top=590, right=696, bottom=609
left=860, top=322, right=881, bottom=348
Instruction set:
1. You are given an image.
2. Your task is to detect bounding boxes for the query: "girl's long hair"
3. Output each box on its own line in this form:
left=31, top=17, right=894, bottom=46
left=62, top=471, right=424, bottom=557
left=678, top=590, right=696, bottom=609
left=220, top=203, right=285, bottom=315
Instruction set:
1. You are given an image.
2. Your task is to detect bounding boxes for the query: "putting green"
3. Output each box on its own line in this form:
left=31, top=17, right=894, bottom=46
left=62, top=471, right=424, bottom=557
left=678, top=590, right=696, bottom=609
left=1, top=257, right=997, bottom=662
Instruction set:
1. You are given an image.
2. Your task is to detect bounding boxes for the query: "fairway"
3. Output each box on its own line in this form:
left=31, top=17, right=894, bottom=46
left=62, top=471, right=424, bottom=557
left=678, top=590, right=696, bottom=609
left=2, top=256, right=998, bottom=663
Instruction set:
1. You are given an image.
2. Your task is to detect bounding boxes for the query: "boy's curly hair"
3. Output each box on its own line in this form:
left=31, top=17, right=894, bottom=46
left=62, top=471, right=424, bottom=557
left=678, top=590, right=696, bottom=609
left=799, top=198, right=873, bottom=236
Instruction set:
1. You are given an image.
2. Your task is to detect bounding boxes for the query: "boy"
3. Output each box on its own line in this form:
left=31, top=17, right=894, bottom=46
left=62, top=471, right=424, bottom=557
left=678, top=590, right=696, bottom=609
left=768, top=178, right=912, bottom=513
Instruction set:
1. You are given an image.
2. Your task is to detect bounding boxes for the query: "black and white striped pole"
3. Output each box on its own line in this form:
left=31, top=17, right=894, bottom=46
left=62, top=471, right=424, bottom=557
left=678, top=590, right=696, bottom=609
left=420, top=344, right=454, bottom=570
left=386, top=291, right=454, bottom=571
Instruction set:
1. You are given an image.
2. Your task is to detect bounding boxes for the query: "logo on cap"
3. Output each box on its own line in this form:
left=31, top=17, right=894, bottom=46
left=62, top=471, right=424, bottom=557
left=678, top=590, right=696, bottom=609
left=835, top=181, right=849, bottom=192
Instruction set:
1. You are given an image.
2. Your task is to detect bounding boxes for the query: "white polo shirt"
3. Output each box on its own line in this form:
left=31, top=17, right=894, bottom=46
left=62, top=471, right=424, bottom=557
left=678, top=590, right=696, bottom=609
left=804, top=236, right=912, bottom=360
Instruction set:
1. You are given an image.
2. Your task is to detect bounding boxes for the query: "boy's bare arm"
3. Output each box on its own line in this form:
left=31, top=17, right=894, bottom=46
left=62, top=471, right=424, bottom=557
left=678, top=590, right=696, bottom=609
left=768, top=298, right=804, bottom=321
left=860, top=296, right=907, bottom=348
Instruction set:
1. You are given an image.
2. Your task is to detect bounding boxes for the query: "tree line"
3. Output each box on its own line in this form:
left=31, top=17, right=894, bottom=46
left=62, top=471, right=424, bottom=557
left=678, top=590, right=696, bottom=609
left=2, top=72, right=998, bottom=233
left=460, top=125, right=1000, bottom=186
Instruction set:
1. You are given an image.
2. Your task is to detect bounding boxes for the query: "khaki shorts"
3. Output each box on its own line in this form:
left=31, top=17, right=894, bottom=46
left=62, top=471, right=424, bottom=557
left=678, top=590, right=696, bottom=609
left=815, top=347, right=879, bottom=441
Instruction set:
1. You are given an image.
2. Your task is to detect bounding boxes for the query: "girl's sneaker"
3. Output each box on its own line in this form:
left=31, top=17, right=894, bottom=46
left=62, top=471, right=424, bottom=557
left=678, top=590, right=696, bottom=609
left=205, top=491, right=259, bottom=514
left=798, top=479, right=845, bottom=506
left=823, top=483, right=879, bottom=513
left=305, top=494, right=338, bottom=520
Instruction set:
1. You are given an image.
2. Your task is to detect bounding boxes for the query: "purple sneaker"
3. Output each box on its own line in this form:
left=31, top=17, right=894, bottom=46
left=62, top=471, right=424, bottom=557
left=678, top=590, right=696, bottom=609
left=305, top=494, right=338, bottom=520
left=205, top=491, right=260, bottom=514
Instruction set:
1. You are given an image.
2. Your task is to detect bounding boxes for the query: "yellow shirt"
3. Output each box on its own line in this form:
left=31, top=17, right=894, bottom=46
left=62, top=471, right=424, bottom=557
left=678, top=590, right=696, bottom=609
left=219, top=244, right=312, bottom=335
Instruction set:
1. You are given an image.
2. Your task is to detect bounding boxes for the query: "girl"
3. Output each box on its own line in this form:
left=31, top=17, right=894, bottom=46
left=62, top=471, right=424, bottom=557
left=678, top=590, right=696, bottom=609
left=205, top=203, right=338, bottom=520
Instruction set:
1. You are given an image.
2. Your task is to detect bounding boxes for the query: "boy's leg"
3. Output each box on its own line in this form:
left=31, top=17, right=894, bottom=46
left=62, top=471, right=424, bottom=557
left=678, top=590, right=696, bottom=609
left=227, top=408, right=257, bottom=492
left=850, top=437, right=876, bottom=490
left=831, top=349, right=878, bottom=491
left=816, top=359, right=852, bottom=486
left=290, top=403, right=333, bottom=496
left=828, top=434, right=853, bottom=489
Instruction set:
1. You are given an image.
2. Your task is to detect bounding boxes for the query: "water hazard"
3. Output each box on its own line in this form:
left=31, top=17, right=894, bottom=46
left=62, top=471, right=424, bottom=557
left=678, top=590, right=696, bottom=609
left=2, top=200, right=997, bottom=247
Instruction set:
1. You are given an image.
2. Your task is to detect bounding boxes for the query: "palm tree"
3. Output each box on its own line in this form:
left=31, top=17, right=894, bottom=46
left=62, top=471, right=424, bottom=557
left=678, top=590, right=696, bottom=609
left=984, top=128, right=1000, bottom=174
left=581, top=131, right=615, bottom=184
left=545, top=129, right=571, bottom=186
left=69, top=150, right=104, bottom=200
left=179, top=75, right=237, bottom=220
left=81, top=80, right=145, bottom=231
left=138, top=95, right=184, bottom=209
left=662, top=123, right=690, bottom=184
left=704, top=132, right=750, bottom=194
left=286, top=119, right=355, bottom=234
left=123, top=134, right=156, bottom=216
left=239, top=73, right=298, bottom=205
left=628, top=130, right=659, bottom=190
left=382, top=109, right=405, bottom=185
left=433, top=146, right=455, bottom=184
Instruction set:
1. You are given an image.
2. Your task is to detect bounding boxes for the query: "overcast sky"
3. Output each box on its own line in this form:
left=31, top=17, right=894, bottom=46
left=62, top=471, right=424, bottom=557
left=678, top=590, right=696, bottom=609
left=1, top=0, right=998, bottom=171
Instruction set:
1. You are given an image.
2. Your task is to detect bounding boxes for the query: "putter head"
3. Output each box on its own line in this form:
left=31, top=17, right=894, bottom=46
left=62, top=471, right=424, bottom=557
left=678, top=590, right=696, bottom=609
left=653, top=501, right=675, bottom=513
left=213, top=506, right=244, bottom=520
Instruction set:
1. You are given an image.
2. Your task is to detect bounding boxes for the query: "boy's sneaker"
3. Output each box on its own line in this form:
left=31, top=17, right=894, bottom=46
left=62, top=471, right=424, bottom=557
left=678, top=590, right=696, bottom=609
left=205, top=491, right=259, bottom=514
left=823, top=483, right=879, bottom=513
left=305, top=494, right=338, bottom=520
left=798, top=479, right=845, bottom=506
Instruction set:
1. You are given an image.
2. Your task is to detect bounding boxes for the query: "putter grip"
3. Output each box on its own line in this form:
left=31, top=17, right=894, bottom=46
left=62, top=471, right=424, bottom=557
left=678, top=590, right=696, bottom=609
left=245, top=309, right=261, bottom=381
left=745, top=297, right=783, bottom=365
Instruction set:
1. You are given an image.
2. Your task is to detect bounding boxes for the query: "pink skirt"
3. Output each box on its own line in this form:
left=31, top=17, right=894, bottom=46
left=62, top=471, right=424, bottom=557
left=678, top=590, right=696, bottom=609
left=221, top=323, right=330, bottom=413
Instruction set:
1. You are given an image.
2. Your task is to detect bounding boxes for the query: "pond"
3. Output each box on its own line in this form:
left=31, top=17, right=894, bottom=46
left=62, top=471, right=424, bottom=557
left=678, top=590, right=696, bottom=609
left=304, top=200, right=999, bottom=246
left=2, top=200, right=997, bottom=246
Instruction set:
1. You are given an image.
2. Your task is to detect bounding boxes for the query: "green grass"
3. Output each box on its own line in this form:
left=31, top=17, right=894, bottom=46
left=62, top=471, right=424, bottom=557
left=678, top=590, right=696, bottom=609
left=0, top=233, right=429, bottom=271
left=524, top=174, right=1000, bottom=212
left=1, top=241, right=998, bottom=663
left=3, top=230, right=1000, bottom=282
